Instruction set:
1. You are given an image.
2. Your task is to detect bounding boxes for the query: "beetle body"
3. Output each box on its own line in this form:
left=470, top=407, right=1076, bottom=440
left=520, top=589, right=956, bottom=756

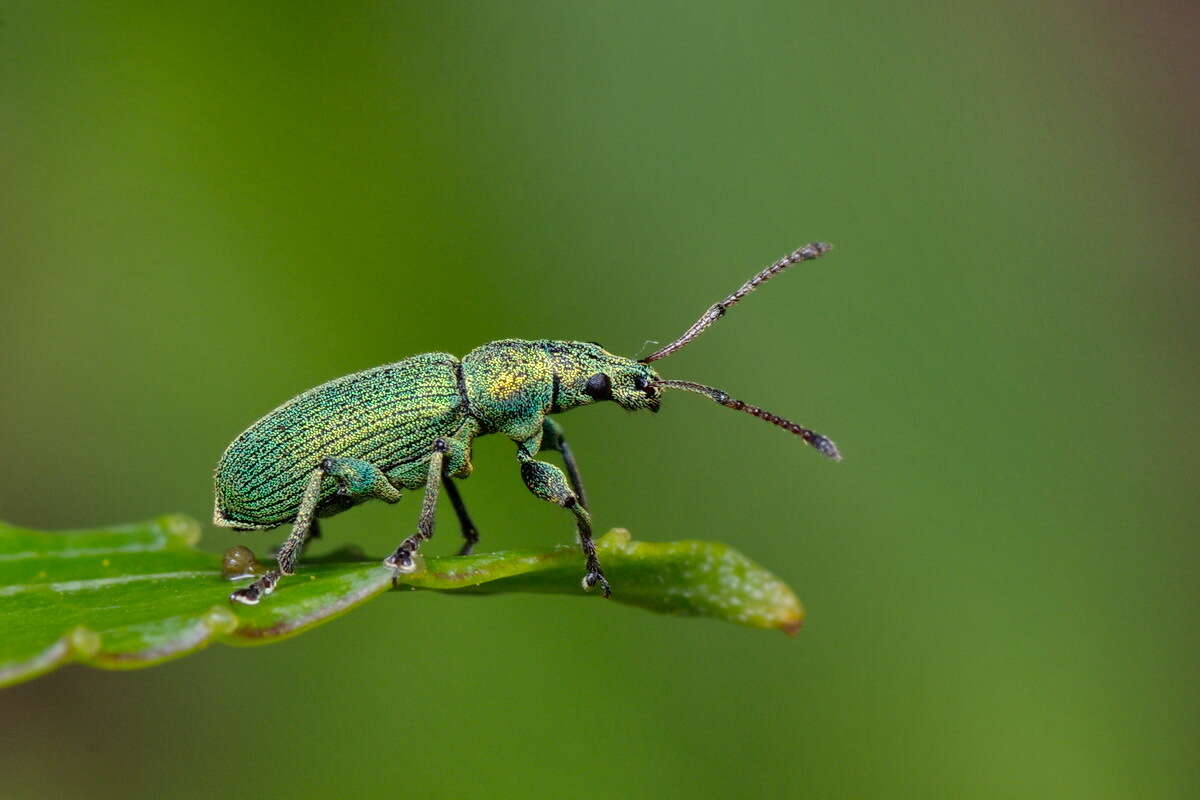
left=216, top=244, right=839, bottom=605
left=214, top=341, right=655, bottom=532
left=214, top=352, right=470, bottom=529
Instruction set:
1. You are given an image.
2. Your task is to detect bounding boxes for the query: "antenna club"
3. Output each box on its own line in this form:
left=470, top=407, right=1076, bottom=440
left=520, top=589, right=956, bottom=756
left=808, top=434, right=842, bottom=461
left=785, top=242, right=832, bottom=263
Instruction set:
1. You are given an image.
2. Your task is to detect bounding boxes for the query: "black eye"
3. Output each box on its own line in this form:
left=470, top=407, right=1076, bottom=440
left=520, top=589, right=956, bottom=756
left=584, top=373, right=612, bottom=400
left=632, top=375, right=648, bottom=391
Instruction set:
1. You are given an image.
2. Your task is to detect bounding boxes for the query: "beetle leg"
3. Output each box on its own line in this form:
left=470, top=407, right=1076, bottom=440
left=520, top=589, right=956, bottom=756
left=230, top=466, right=325, bottom=605
left=517, top=449, right=610, bottom=598
left=269, top=517, right=324, bottom=561
left=384, top=439, right=449, bottom=574
left=443, top=478, right=481, bottom=556
left=321, top=456, right=403, bottom=505
left=540, top=418, right=589, bottom=510
left=279, top=457, right=401, bottom=574
left=230, top=457, right=401, bottom=605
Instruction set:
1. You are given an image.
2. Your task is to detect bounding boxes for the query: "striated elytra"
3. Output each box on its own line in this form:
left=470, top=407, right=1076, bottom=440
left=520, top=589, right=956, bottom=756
left=214, top=243, right=841, bottom=605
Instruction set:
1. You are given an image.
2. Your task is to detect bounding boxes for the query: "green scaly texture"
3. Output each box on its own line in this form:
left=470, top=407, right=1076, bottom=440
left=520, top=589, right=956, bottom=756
left=212, top=340, right=660, bottom=530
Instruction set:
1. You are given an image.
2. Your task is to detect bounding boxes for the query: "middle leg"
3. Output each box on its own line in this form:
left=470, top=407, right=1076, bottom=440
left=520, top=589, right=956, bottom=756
left=384, top=439, right=449, bottom=573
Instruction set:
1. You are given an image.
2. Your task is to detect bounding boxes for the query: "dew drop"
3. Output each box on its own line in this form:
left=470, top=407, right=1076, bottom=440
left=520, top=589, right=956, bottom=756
left=221, top=545, right=265, bottom=580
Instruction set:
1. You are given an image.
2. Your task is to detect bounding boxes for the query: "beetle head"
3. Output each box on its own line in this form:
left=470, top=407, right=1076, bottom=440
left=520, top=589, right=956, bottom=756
left=551, top=342, right=662, bottom=413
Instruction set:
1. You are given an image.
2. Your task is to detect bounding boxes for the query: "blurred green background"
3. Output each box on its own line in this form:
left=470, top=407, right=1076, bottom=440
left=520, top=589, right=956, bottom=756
left=2, top=2, right=1197, bottom=798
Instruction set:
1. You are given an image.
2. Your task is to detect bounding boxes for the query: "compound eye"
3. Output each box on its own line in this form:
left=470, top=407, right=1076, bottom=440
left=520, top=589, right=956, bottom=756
left=632, top=375, right=648, bottom=392
left=584, top=372, right=612, bottom=400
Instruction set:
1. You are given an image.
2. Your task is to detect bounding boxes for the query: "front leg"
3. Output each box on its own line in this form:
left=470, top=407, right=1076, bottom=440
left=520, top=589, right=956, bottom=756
left=540, top=417, right=589, bottom=510
left=517, top=448, right=610, bottom=598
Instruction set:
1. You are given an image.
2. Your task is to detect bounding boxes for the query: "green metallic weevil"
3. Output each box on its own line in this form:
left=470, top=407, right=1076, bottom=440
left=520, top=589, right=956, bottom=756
left=214, top=243, right=840, bottom=604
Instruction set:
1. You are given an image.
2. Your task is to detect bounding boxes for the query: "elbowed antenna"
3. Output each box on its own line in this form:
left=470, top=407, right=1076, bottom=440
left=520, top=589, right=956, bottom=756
left=652, top=379, right=841, bottom=460
left=639, top=242, right=832, bottom=364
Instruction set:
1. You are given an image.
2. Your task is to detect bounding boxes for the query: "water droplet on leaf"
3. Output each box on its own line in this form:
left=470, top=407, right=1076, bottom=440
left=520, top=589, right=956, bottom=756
left=222, top=545, right=264, bottom=580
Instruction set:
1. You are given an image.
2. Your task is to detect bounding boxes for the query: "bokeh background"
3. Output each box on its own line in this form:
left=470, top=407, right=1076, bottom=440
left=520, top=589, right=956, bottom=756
left=2, top=2, right=1197, bottom=798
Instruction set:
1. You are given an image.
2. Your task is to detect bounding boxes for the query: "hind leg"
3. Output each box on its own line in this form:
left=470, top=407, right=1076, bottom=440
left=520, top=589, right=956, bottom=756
left=230, top=457, right=401, bottom=605
left=270, top=518, right=320, bottom=561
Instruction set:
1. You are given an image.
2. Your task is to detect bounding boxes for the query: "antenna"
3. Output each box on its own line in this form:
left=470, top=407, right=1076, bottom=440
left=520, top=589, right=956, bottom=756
left=639, top=242, right=832, bottom=363
left=652, top=379, right=841, bottom=460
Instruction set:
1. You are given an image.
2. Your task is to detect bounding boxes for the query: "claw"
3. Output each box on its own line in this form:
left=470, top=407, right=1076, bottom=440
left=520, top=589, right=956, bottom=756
left=229, top=587, right=260, bottom=605
left=229, top=571, right=279, bottom=605
left=582, top=571, right=612, bottom=598
left=384, top=550, right=423, bottom=574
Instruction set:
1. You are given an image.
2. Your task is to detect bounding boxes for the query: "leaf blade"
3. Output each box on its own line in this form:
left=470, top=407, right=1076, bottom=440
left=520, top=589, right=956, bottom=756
left=0, top=516, right=803, bottom=688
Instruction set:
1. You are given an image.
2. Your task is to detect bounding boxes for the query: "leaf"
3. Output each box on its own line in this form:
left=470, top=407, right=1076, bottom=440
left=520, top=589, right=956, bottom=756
left=0, top=515, right=803, bottom=688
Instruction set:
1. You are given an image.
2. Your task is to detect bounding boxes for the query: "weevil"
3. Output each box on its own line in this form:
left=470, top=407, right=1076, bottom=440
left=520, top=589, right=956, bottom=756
left=214, top=243, right=840, bottom=604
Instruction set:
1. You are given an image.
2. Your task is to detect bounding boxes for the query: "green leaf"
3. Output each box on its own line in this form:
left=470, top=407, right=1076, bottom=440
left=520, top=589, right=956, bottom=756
left=0, top=515, right=803, bottom=688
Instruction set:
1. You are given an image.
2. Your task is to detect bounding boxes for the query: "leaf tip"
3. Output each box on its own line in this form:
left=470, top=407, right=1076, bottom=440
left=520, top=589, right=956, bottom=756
left=779, top=613, right=805, bottom=636
left=770, top=587, right=805, bottom=635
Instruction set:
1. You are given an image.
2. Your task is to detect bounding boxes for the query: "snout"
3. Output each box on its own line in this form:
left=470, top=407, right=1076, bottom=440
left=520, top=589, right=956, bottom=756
left=644, top=384, right=662, bottom=413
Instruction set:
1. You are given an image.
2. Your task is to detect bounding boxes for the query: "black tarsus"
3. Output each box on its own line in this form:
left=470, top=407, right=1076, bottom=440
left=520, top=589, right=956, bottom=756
left=443, top=477, right=481, bottom=556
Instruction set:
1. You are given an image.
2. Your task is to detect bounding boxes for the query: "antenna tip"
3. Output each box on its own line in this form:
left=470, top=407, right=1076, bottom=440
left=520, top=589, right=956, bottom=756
left=809, top=433, right=842, bottom=461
